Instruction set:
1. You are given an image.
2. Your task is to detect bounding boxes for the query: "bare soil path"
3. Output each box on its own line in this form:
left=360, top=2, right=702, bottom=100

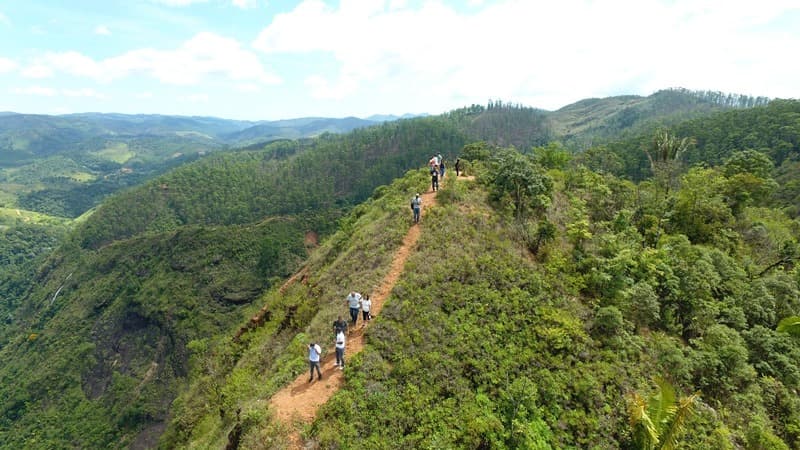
left=268, top=184, right=441, bottom=449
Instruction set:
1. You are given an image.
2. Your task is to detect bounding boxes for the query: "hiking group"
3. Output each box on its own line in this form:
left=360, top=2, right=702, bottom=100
left=412, top=153, right=458, bottom=225
left=428, top=153, right=444, bottom=192
left=308, top=291, right=373, bottom=382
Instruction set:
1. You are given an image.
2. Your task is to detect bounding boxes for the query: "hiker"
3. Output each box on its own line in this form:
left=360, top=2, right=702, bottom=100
left=437, top=153, right=443, bottom=168
left=439, top=158, right=446, bottom=178
left=333, top=315, right=348, bottom=337
left=455, top=158, right=461, bottom=177
left=308, top=342, right=322, bottom=382
left=431, top=169, right=439, bottom=192
left=429, top=156, right=438, bottom=174
left=334, top=330, right=346, bottom=369
left=347, top=291, right=362, bottom=327
left=361, top=294, right=372, bottom=324
left=411, top=193, right=421, bottom=224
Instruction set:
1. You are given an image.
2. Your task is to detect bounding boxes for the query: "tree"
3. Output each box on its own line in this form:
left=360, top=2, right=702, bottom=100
left=574, top=144, right=623, bottom=175
left=628, top=377, right=700, bottom=450
left=461, top=141, right=493, bottom=161
left=776, top=316, right=800, bottom=337
left=531, top=141, right=571, bottom=170
left=645, top=129, right=695, bottom=196
left=487, top=149, right=553, bottom=219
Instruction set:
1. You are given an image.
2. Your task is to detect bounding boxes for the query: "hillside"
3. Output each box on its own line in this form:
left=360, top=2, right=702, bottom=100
left=0, top=88, right=794, bottom=448
left=0, top=117, right=467, bottom=448
left=603, top=99, right=800, bottom=218
left=162, top=149, right=800, bottom=448
left=0, top=113, right=382, bottom=222
left=0, top=88, right=748, bottom=223
left=548, top=88, right=769, bottom=149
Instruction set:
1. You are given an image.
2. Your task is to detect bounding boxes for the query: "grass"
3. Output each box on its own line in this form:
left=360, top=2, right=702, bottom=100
left=0, top=206, right=72, bottom=227
left=91, top=142, right=135, bottom=164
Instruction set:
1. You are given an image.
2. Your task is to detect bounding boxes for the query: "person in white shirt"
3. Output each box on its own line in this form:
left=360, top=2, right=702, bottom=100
left=308, top=342, right=322, bottom=382
left=335, top=331, right=346, bottom=369
left=347, top=291, right=362, bottom=327
left=361, top=294, right=372, bottom=324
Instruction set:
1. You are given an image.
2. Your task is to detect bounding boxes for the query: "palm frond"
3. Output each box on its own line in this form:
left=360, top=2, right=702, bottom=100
left=777, top=316, right=800, bottom=337
left=658, top=391, right=699, bottom=450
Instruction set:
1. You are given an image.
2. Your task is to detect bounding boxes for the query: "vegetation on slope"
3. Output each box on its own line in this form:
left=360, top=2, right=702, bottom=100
left=160, top=170, right=431, bottom=449
left=165, top=134, right=800, bottom=449
left=0, top=115, right=464, bottom=448
left=0, top=90, right=795, bottom=449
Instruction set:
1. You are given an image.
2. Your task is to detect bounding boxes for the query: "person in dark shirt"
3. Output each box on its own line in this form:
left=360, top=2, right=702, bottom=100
left=333, top=315, right=348, bottom=337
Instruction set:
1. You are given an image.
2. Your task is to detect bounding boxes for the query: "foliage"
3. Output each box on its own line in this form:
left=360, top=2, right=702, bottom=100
left=777, top=316, right=800, bottom=337
left=485, top=149, right=553, bottom=219
left=628, top=377, right=699, bottom=450
left=3, top=93, right=800, bottom=449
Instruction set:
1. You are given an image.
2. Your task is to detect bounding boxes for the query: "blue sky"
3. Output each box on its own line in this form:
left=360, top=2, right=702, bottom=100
left=0, top=0, right=798, bottom=120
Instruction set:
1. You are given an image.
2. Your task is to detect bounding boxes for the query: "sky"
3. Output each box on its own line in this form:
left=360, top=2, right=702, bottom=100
left=0, top=0, right=798, bottom=121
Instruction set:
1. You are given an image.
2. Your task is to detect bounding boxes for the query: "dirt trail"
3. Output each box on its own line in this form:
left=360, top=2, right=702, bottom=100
left=268, top=183, right=441, bottom=449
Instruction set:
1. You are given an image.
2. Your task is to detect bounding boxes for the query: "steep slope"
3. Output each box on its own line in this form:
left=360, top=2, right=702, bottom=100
left=269, top=180, right=440, bottom=448
left=0, top=117, right=464, bottom=448
left=160, top=169, right=433, bottom=448
left=0, top=90, right=786, bottom=449
left=170, top=150, right=800, bottom=449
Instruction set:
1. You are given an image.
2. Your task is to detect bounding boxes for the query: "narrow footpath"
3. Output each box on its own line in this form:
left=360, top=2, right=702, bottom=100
left=268, top=183, right=441, bottom=449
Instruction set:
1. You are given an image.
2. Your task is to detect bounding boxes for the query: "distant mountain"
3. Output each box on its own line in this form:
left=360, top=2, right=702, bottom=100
left=548, top=88, right=771, bottom=148
left=223, top=116, right=376, bottom=145
left=365, top=113, right=429, bottom=122
left=0, top=113, right=406, bottom=221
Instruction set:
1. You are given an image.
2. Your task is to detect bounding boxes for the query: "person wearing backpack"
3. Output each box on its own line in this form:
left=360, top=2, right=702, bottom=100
left=411, top=193, right=421, bottom=224
left=308, top=342, right=322, bottom=382
left=334, top=330, right=346, bottom=369
left=333, top=315, right=348, bottom=337
left=431, top=169, right=439, bottom=192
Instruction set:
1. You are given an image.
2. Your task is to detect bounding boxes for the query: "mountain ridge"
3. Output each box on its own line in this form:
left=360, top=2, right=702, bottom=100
left=1, top=88, right=797, bottom=449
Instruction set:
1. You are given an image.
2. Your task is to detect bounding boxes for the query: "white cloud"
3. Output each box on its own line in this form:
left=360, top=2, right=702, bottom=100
left=95, top=25, right=111, bottom=35
left=62, top=88, right=107, bottom=99
left=0, top=12, right=9, bottom=25
left=10, top=85, right=107, bottom=99
left=11, top=86, right=57, bottom=96
left=235, top=83, right=263, bottom=93
left=232, top=0, right=257, bottom=9
left=151, top=0, right=209, bottom=6
left=305, top=74, right=357, bottom=100
left=182, top=93, right=209, bottom=102
left=252, top=0, right=800, bottom=109
left=0, top=57, right=17, bottom=73
left=32, top=32, right=281, bottom=87
left=21, top=64, right=53, bottom=79
left=136, top=91, right=154, bottom=99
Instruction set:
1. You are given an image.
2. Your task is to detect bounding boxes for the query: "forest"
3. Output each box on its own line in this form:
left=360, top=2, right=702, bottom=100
left=0, top=90, right=798, bottom=448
